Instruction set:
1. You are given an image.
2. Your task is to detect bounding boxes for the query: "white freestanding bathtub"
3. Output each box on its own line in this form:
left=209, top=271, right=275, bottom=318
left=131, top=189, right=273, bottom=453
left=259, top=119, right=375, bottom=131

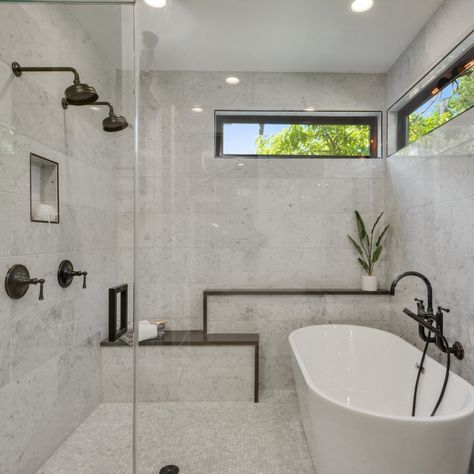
left=289, top=324, right=474, bottom=474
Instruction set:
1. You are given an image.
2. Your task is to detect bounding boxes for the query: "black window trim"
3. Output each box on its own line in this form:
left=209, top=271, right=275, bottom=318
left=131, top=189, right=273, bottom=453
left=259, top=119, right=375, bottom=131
left=215, top=110, right=382, bottom=159
left=395, top=43, right=474, bottom=151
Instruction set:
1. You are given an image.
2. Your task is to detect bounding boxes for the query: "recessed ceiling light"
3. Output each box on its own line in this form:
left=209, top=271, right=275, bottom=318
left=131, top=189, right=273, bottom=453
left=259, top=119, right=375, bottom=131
left=144, top=0, right=167, bottom=8
left=225, top=77, right=240, bottom=85
left=192, top=107, right=203, bottom=113
left=350, top=0, right=373, bottom=12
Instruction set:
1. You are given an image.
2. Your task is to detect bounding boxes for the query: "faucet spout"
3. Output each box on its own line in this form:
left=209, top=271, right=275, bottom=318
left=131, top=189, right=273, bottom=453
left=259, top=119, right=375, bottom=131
left=390, top=271, right=433, bottom=313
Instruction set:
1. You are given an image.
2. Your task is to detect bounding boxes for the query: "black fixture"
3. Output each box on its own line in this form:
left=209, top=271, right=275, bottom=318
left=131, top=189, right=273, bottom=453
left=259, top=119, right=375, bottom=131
left=61, top=99, right=129, bottom=132
left=57, top=260, right=87, bottom=289
left=5, top=264, right=45, bottom=300
left=390, top=271, right=463, bottom=359
left=390, top=271, right=464, bottom=417
left=108, top=284, right=128, bottom=342
left=159, top=466, right=179, bottom=474
left=12, top=62, right=99, bottom=106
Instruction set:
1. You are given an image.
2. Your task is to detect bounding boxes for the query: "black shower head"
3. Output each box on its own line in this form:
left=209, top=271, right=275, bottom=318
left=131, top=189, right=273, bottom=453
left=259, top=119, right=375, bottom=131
left=102, top=113, right=129, bottom=132
left=94, top=102, right=129, bottom=132
left=61, top=99, right=129, bottom=133
left=64, top=83, right=99, bottom=106
left=12, top=62, right=98, bottom=106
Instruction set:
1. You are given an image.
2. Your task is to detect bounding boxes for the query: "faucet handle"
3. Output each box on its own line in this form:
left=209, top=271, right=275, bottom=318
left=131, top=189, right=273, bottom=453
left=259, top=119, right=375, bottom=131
left=414, top=298, right=424, bottom=308
left=27, top=278, right=45, bottom=300
left=437, top=306, right=450, bottom=314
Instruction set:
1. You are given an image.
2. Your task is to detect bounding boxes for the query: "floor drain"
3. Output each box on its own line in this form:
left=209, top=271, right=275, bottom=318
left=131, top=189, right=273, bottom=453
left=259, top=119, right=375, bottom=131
left=159, top=466, right=179, bottom=474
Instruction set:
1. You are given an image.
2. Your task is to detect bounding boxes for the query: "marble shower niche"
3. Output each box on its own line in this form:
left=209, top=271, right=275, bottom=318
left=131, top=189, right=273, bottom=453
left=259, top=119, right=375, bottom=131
left=30, top=153, right=59, bottom=224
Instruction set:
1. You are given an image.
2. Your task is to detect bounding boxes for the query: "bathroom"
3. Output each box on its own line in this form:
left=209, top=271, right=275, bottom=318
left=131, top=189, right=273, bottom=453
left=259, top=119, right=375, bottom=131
left=0, top=0, right=473, bottom=472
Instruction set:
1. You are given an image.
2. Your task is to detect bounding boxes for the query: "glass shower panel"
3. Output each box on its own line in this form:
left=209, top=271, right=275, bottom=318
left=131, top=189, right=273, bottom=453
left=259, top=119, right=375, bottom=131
left=0, top=2, right=136, bottom=473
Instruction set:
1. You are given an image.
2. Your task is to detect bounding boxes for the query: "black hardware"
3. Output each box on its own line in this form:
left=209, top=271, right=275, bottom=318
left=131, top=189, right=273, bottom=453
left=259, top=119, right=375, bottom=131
left=5, top=264, right=45, bottom=300
left=57, top=260, right=87, bottom=289
left=108, top=284, right=128, bottom=342
left=61, top=99, right=128, bottom=133
left=159, top=466, right=179, bottom=474
left=391, top=272, right=464, bottom=360
left=12, top=62, right=98, bottom=106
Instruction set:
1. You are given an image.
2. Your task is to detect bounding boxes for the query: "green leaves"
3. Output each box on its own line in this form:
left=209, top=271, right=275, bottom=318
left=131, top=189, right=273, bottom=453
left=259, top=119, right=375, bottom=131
left=347, top=235, right=364, bottom=256
left=347, top=210, right=390, bottom=276
left=255, top=123, right=371, bottom=157
left=355, top=210, right=367, bottom=242
left=357, top=258, right=369, bottom=272
left=376, top=224, right=390, bottom=247
left=372, top=245, right=383, bottom=264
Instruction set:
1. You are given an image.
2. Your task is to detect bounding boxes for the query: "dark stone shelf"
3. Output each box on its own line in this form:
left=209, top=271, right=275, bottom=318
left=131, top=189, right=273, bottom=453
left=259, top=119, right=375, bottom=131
left=204, top=288, right=391, bottom=296
left=101, top=330, right=259, bottom=347
left=203, top=288, right=390, bottom=332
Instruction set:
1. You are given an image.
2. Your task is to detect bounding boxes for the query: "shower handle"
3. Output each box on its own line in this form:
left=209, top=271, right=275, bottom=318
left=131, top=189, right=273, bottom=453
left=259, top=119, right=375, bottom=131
left=57, top=260, right=87, bottom=289
left=5, top=264, right=45, bottom=300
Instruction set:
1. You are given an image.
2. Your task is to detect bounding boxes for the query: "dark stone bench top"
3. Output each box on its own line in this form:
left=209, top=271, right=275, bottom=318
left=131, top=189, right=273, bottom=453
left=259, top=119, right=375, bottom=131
left=101, top=330, right=259, bottom=347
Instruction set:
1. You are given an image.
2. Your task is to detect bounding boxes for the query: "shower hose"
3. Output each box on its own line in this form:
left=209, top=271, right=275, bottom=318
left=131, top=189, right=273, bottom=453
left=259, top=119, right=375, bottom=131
left=411, top=330, right=451, bottom=417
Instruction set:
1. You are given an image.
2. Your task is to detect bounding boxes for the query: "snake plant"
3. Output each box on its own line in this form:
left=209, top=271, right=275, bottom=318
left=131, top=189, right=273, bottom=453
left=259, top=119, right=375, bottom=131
left=348, top=211, right=389, bottom=276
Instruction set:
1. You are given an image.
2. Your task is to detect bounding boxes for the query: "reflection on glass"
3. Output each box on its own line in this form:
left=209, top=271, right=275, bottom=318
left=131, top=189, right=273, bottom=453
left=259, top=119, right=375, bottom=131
left=408, top=65, right=474, bottom=144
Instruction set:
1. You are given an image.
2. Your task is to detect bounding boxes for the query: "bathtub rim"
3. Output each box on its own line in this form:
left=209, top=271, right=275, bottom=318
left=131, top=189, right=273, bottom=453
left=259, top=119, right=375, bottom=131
left=289, top=323, right=474, bottom=423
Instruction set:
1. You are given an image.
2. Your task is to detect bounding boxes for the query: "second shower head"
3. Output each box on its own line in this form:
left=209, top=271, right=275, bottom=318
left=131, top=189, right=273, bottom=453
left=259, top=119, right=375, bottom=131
left=61, top=99, right=129, bottom=133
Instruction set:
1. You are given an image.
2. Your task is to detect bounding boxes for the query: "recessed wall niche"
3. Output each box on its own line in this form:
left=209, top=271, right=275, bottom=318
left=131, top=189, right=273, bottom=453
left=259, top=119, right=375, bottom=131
left=30, top=153, right=59, bottom=224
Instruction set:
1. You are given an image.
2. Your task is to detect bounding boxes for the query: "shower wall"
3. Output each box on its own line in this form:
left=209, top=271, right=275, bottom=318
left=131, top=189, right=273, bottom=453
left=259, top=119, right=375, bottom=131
left=0, top=5, right=125, bottom=473
left=129, top=70, right=391, bottom=395
left=386, top=0, right=474, bottom=385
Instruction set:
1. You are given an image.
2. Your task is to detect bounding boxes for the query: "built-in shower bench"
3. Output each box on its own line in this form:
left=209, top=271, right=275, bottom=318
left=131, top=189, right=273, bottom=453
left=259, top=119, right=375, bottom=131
left=101, top=330, right=260, bottom=402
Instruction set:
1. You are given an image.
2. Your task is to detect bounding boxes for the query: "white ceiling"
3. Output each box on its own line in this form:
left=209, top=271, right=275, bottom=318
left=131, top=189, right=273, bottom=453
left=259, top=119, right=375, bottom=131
left=69, top=0, right=446, bottom=73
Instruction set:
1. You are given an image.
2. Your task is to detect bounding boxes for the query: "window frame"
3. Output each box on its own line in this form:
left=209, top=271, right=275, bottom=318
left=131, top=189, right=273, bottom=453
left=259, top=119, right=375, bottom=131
left=214, top=110, right=382, bottom=159
left=396, top=45, right=474, bottom=150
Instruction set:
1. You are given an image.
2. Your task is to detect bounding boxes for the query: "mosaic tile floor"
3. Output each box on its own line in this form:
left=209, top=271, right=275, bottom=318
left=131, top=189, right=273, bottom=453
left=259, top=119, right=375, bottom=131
left=37, top=396, right=315, bottom=474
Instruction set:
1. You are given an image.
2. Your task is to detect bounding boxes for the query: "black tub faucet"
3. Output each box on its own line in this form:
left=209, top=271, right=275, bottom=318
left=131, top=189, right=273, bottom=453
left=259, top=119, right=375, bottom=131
left=390, top=271, right=434, bottom=315
left=390, top=271, right=464, bottom=360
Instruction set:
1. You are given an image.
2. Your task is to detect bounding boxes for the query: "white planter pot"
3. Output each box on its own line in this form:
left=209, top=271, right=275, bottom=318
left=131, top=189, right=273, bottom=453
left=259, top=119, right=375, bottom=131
left=362, top=275, right=378, bottom=292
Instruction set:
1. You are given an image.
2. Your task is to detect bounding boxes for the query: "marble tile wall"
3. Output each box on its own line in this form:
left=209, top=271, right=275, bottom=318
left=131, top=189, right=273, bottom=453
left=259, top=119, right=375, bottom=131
left=102, top=345, right=254, bottom=402
left=126, top=70, right=389, bottom=396
left=0, top=4, right=133, bottom=473
left=130, top=71, right=387, bottom=332
left=385, top=0, right=474, bottom=388
left=207, top=295, right=390, bottom=394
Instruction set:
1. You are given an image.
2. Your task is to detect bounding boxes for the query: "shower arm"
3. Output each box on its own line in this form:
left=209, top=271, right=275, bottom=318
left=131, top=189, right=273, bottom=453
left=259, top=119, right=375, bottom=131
left=61, top=99, right=114, bottom=115
left=12, top=62, right=81, bottom=84
left=94, top=101, right=115, bottom=116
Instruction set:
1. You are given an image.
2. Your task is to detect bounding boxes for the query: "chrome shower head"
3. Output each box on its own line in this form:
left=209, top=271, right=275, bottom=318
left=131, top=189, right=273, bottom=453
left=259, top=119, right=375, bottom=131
left=12, top=62, right=98, bottom=106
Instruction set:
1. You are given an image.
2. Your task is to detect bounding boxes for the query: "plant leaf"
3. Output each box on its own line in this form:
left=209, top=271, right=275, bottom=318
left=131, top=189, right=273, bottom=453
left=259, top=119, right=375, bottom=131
left=357, top=258, right=369, bottom=272
left=375, top=225, right=390, bottom=247
left=372, top=245, right=383, bottom=264
left=347, top=235, right=364, bottom=256
left=355, top=210, right=366, bottom=241
left=371, top=212, right=384, bottom=235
